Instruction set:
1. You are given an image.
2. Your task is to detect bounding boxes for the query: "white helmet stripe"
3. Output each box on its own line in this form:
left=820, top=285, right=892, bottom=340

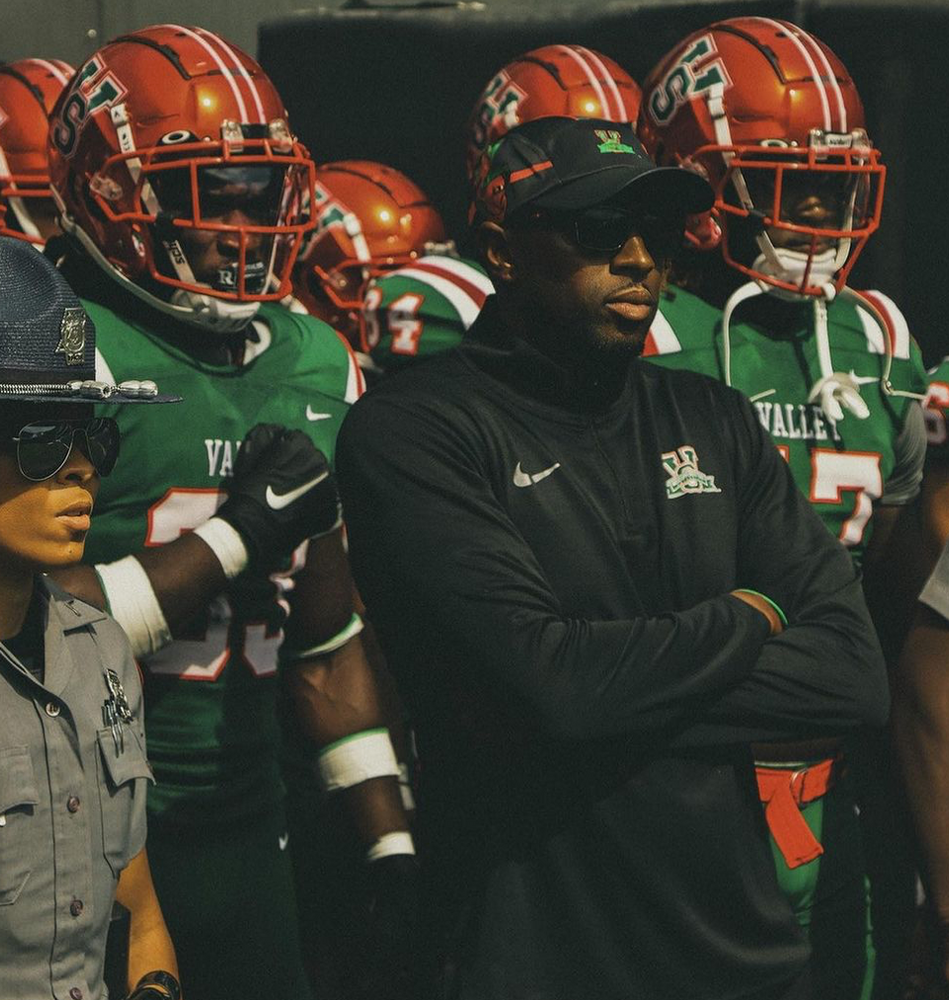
left=576, top=47, right=628, bottom=120
left=157, top=24, right=249, bottom=122
left=28, top=58, right=71, bottom=87
left=556, top=45, right=613, bottom=119
left=752, top=18, right=831, bottom=131
left=797, top=28, right=847, bottom=131
left=196, top=26, right=266, bottom=124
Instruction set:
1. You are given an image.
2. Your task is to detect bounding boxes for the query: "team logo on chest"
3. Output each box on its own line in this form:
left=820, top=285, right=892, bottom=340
left=662, top=444, right=722, bottom=499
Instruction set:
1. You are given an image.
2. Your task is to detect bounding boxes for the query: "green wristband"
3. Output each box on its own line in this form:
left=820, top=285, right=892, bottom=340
left=735, top=588, right=788, bottom=627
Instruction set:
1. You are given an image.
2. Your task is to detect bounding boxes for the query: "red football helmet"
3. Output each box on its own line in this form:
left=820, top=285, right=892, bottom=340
left=0, top=59, right=74, bottom=245
left=47, top=25, right=316, bottom=332
left=637, top=18, right=885, bottom=297
left=465, top=45, right=642, bottom=184
left=293, top=160, right=447, bottom=346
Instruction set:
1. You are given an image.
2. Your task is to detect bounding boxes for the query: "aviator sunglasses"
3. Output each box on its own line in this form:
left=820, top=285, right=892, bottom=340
left=9, top=417, right=120, bottom=482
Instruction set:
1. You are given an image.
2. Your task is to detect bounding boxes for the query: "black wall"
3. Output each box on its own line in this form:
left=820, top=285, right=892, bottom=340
left=260, top=0, right=948, bottom=361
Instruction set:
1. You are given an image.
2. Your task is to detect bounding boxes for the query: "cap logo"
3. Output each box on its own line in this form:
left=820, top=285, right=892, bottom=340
left=594, top=129, right=636, bottom=155
left=56, top=307, right=88, bottom=366
left=647, top=35, right=731, bottom=126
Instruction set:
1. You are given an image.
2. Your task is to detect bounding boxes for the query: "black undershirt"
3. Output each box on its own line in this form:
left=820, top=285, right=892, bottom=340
left=4, top=585, right=46, bottom=683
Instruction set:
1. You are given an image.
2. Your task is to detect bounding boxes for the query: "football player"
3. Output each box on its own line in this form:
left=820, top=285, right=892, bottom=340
left=44, top=26, right=415, bottom=1000
left=637, top=18, right=927, bottom=999
left=890, top=365, right=949, bottom=998
left=292, top=161, right=446, bottom=354
left=0, top=58, right=73, bottom=246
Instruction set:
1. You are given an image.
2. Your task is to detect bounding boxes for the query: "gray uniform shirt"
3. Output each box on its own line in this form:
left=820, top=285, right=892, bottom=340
left=0, top=577, right=152, bottom=1000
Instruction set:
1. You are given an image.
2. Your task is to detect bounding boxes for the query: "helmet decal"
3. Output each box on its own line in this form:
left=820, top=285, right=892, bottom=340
left=647, top=35, right=731, bottom=127
left=51, top=57, right=126, bottom=158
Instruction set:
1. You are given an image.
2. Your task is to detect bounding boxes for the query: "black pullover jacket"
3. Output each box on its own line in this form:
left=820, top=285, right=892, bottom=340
left=337, top=296, right=888, bottom=1000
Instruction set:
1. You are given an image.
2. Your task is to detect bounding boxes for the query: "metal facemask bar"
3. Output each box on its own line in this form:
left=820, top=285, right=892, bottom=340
left=0, top=142, right=44, bottom=243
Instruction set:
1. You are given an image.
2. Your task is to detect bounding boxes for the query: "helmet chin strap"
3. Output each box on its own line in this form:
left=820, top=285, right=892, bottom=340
left=55, top=200, right=261, bottom=335
left=722, top=275, right=872, bottom=425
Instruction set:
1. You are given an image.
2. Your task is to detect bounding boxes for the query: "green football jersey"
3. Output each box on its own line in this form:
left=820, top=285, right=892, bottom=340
left=82, top=300, right=364, bottom=822
left=646, top=284, right=928, bottom=567
left=925, top=357, right=949, bottom=462
left=363, top=254, right=493, bottom=372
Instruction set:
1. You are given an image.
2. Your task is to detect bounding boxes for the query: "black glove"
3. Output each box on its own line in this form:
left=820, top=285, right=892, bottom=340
left=217, top=423, right=341, bottom=570
left=355, top=853, right=422, bottom=1000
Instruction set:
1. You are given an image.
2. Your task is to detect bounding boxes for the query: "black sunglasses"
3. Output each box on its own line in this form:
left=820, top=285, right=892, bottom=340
left=520, top=206, right=686, bottom=259
left=10, top=417, right=120, bottom=482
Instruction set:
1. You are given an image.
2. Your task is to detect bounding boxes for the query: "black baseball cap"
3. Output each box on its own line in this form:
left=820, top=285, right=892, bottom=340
left=472, top=116, right=713, bottom=223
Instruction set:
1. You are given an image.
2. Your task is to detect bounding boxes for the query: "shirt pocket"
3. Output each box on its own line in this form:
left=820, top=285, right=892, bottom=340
left=0, top=745, right=39, bottom=905
left=96, top=727, right=153, bottom=877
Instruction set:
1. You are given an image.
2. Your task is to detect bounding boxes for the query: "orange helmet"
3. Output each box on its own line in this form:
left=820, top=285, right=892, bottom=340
left=294, top=160, right=446, bottom=346
left=48, top=25, right=316, bottom=332
left=465, top=45, right=641, bottom=184
left=0, top=58, right=74, bottom=245
left=638, top=18, right=884, bottom=297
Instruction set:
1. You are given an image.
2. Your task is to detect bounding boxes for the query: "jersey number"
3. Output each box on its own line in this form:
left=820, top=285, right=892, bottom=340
left=143, top=488, right=290, bottom=682
left=776, top=446, right=882, bottom=546
left=363, top=288, right=424, bottom=356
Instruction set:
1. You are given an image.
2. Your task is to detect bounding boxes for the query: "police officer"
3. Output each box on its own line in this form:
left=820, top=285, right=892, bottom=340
left=0, top=237, right=180, bottom=1000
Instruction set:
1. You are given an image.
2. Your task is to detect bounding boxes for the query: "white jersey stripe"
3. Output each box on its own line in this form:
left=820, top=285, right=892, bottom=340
left=197, top=27, right=266, bottom=124
left=95, top=347, right=117, bottom=385
left=557, top=45, right=612, bottom=119
left=797, top=28, right=846, bottom=131
left=861, top=290, right=911, bottom=359
left=415, top=255, right=495, bottom=297
left=393, top=267, right=484, bottom=328
left=158, top=24, right=249, bottom=122
left=577, top=47, right=628, bottom=120
left=855, top=302, right=887, bottom=356
left=29, top=58, right=71, bottom=87
left=752, top=18, right=831, bottom=131
left=645, top=309, right=682, bottom=355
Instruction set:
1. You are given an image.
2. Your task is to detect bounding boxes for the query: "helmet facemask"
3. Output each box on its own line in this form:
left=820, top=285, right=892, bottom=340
left=710, top=129, right=884, bottom=298
left=75, top=119, right=315, bottom=332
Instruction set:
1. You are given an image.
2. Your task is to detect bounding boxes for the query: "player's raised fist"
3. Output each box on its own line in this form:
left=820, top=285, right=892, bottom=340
left=216, top=422, right=341, bottom=569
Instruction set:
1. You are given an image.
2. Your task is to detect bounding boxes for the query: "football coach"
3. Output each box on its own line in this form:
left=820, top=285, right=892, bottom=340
left=335, top=117, right=888, bottom=1000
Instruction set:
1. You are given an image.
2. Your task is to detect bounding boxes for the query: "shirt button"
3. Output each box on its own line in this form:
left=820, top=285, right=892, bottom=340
left=45, top=701, right=60, bottom=718
left=67, top=796, right=80, bottom=813
left=69, top=989, right=83, bottom=1000
left=69, top=898, right=83, bottom=917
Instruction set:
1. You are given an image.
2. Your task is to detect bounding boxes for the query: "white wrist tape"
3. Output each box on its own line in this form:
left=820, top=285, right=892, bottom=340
left=192, top=517, right=249, bottom=580
left=318, top=727, right=399, bottom=792
left=282, top=613, right=364, bottom=662
left=367, top=831, right=416, bottom=862
left=95, top=555, right=173, bottom=658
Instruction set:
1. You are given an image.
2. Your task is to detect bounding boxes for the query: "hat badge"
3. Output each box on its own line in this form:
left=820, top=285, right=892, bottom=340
left=55, top=306, right=88, bottom=366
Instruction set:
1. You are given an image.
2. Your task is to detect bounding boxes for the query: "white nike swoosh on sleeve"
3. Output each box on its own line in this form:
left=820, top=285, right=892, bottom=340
left=265, top=471, right=329, bottom=510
